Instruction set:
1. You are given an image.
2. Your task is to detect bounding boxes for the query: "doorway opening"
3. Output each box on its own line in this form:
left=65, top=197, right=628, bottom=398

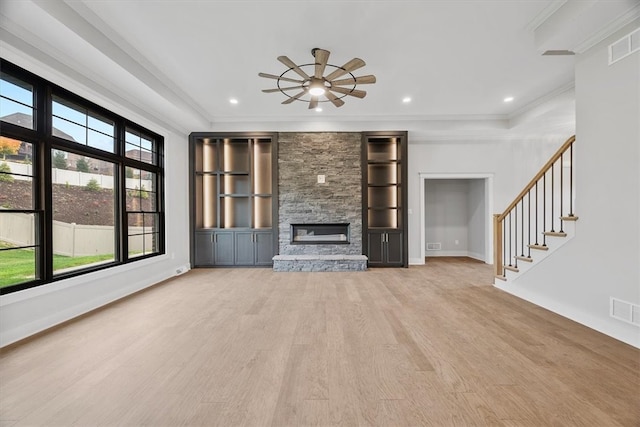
left=419, top=173, right=493, bottom=264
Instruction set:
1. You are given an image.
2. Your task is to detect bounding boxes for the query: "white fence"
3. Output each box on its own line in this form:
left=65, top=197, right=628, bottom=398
left=3, top=161, right=152, bottom=190
left=0, top=211, right=153, bottom=256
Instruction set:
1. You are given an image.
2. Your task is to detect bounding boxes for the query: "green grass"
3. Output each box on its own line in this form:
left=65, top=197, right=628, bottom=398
left=0, top=245, right=114, bottom=288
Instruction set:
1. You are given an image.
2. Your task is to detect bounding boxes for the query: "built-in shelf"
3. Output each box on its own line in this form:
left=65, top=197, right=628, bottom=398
left=363, top=132, right=408, bottom=267
left=190, top=133, right=278, bottom=266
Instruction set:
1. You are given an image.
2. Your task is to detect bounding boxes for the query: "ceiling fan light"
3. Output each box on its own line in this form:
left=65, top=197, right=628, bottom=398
left=308, top=77, right=326, bottom=96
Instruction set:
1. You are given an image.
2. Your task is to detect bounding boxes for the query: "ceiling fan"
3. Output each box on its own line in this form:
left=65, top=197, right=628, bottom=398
left=259, top=48, right=376, bottom=109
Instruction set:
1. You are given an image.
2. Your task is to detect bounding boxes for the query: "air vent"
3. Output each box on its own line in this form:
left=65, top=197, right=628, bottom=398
left=609, top=28, right=640, bottom=65
left=426, top=242, right=441, bottom=251
left=610, top=297, right=640, bottom=327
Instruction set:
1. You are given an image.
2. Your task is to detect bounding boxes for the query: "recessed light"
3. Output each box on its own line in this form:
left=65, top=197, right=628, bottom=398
left=402, top=97, right=411, bottom=103
left=229, top=98, right=239, bottom=104
left=503, top=96, right=514, bottom=103
left=315, top=107, right=322, bottom=112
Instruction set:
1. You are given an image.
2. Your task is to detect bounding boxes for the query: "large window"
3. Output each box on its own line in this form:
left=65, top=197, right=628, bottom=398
left=0, top=59, right=164, bottom=294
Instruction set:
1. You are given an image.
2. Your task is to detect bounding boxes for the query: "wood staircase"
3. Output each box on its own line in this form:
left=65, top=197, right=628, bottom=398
left=494, top=135, right=577, bottom=283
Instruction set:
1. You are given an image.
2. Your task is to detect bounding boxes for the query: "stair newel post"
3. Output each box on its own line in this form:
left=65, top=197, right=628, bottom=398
left=493, top=214, right=503, bottom=277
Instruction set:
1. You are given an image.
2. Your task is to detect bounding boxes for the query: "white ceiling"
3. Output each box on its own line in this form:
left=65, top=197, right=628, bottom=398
left=0, top=0, right=637, bottom=137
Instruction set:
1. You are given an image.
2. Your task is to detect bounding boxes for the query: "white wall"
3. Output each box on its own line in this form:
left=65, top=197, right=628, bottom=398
left=0, top=62, right=191, bottom=348
left=498, top=21, right=640, bottom=348
left=425, top=179, right=471, bottom=256
left=467, top=179, right=486, bottom=260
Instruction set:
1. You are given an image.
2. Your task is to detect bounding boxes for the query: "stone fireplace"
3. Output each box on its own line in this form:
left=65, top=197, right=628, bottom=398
left=273, top=132, right=366, bottom=271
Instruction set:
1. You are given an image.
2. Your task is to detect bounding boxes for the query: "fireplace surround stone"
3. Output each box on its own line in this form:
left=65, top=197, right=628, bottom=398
left=275, top=132, right=364, bottom=271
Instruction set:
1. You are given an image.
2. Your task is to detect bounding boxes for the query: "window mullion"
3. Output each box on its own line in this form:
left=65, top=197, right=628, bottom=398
left=40, top=83, right=53, bottom=282
left=117, top=118, right=127, bottom=262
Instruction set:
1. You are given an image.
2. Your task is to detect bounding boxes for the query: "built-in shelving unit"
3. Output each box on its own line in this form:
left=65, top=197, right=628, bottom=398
left=362, top=131, right=408, bottom=267
left=190, top=133, right=277, bottom=267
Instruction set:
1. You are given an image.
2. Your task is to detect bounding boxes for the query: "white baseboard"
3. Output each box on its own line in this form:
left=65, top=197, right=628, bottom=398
left=426, top=250, right=471, bottom=257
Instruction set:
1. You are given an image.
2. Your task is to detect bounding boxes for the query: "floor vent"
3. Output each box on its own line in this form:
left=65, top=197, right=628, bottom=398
left=610, top=297, right=640, bottom=327
left=426, top=242, right=442, bottom=251
left=609, top=27, right=639, bottom=65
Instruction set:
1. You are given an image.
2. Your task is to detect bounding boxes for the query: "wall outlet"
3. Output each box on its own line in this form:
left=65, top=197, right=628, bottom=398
left=317, top=174, right=325, bottom=184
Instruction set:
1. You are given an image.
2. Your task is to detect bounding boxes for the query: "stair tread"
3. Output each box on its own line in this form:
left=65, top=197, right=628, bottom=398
left=528, top=244, right=549, bottom=251
left=504, top=266, right=519, bottom=272
left=495, top=275, right=507, bottom=281
left=543, top=231, right=567, bottom=237
left=561, top=215, right=579, bottom=221
left=515, top=256, right=533, bottom=262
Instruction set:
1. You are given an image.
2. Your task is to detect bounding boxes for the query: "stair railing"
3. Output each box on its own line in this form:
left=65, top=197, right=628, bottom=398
left=494, top=135, right=576, bottom=278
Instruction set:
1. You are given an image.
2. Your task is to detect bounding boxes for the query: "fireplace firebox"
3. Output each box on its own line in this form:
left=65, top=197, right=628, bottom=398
left=290, top=223, right=350, bottom=245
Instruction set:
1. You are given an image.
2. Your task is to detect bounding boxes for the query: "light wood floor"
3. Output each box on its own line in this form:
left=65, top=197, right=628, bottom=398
left=1, top=258, right=638, bottom=426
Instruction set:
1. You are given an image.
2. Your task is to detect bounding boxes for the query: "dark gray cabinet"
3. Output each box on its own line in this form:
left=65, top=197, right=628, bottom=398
left=367, top=230, right=404, bottom=266
left=235, top=231, right=273, bottom=266
left=362, top=132, right=408, bottom=267
left=214, top=231, right=235, bottom=266
left=194, top=231, right=214, bottom=265
left=193, top=230, right=235, bottom=266
left=189, top=133, right=278, bottom=267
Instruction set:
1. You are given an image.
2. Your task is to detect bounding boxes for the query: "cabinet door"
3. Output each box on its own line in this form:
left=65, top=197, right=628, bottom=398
left=194, top=232, right=214, bottom=266
left=254, top=231, right=273, bottom=266
left=367, top=231, right=385, bottom=265
left=386, top=231, right=404, bottom=266
left=235, top=232, right=255, bottom=265
left=214, top=231, right=235, bottom=265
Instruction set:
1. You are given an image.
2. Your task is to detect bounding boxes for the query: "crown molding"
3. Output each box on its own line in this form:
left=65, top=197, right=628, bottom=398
left=573, top=4, right=640, bottom=53
left=526, top=0, right=568, bottom=32
left=508, top=81, right=575, bottom=126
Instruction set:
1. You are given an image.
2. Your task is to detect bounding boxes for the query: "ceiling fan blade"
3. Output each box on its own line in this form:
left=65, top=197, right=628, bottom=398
left=331, top=75, right=376, bottom=86
left=329, top=86, right=367, bottom=98
left=313, top=49, right=330, bottom=79
left=262, top=86, right=303, bottom=93
left=277, top=56, right=310, bottom=80
left=258, top=72, right=304, bottom=84
left=308, top=97, right=319, bottom=109
left=324, top=58, right=366, bottom=81
left=324, top=91, right=345, bottom=107
left=281, top=91, right=307, bottom=104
